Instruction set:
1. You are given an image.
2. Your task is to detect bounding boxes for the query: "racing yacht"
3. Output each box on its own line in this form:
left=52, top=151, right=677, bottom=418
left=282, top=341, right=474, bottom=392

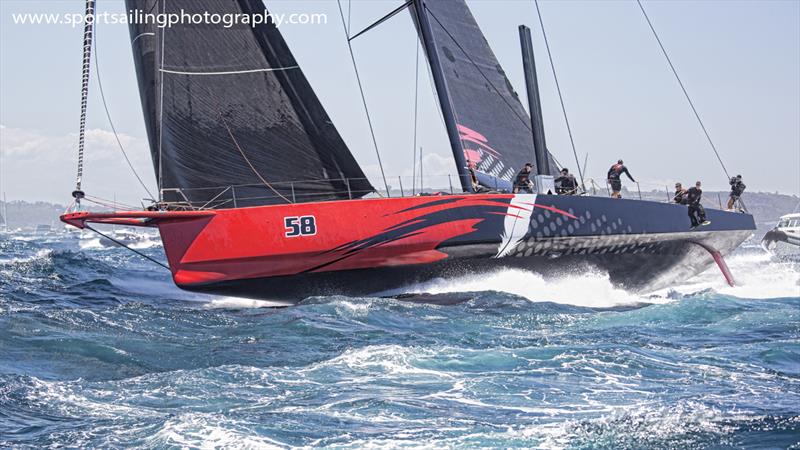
left=61, top=0, right=755, bottom=301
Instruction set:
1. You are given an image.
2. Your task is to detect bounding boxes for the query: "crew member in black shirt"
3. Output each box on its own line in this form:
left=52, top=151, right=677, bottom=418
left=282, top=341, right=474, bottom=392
left=686, top=181, right=711, bottom=229
left=513, top=163, right=534, bottom=194
left=555, top=168, right=578, bottom=195
left=607, top=159, right=635, bottom=199
left=726, top=175, right=746, bottom=210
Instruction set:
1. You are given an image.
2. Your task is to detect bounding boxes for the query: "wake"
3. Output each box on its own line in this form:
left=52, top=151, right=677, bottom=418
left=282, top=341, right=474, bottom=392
left=386, top=249, right=799, bottom=308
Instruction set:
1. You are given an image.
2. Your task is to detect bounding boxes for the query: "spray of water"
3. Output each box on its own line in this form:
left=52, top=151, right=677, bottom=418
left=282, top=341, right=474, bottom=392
left=385, top=250, right=799, bottom=308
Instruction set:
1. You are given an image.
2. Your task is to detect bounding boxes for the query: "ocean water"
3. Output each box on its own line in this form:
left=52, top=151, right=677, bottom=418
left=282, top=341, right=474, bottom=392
left=1, top=230, right=798, bottom=449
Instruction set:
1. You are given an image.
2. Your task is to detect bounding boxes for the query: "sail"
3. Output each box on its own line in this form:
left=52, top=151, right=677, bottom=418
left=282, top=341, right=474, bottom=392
left=412, top=0, right=560, bottom=190
left=125, top=0, right=373, bottom=207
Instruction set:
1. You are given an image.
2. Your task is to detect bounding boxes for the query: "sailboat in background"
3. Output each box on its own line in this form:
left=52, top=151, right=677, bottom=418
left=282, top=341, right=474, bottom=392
left=0, top=193, right=8, bottom=234
left=62, top=0, right=755, bottom=302
left=1, top=143, right=9, bottom=233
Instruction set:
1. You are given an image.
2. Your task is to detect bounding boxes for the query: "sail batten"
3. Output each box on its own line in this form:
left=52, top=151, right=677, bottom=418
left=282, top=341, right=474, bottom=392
left=125, top=0, right=373, bottom=207
left=158, top=66, right=299, bottom=76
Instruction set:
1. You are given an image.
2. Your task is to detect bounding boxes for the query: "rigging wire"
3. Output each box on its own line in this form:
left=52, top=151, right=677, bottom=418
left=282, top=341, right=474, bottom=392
left=84, top=195, right=139, bottom=211
left=219, top=113, right=292, bottom=204
left=92, top=19, right=156, bottom=201
left=425, top=9, right=532, bottom=133
left=412, top=39, right=421, bottom=195
left=636, top=0, right=730, bottom=180
left=425, top=7, right=567, bottom=174
left=348, top=0, right=413, bottom=42
left=156, top=0, right=166, bottom=201
left=335, top=0, right=391, bottom=196
left=533, top=0, right=585, bottom=190
left=73, top=0, right=95, bottom=207
left=347, top=0, right=352, bottom=36
left=84, top=224, right=170, bottom=270
left=419, top=145, right=424, bottom=193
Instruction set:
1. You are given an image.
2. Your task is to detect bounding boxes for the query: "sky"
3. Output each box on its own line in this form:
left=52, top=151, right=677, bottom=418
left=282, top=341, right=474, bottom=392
left=0, top=0, right=798, bottom=206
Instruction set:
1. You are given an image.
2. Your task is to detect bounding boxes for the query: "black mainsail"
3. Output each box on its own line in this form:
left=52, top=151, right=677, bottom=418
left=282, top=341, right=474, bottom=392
left=412, top=0, right=560, bottom=191
left=126, top=0, right=373, bottom=207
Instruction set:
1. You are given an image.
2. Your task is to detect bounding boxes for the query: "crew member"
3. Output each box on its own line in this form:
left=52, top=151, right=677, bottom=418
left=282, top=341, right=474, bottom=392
left=555, top=168, right=578, bottom=195
left=673, top=182, right=687, bottom=204
left=686, top=181, right=710, bottom=229
left=467, top=161, right=489, bottom=193
left=726, top=175, right=746, bottom=210
left=607, top=159, right=635, bottom=199
left=513, top=163, right=534, bottom=194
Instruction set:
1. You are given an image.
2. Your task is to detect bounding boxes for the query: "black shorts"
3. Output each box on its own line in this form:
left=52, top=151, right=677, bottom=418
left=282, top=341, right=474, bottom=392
left=609, top=180, right=622, bottom=192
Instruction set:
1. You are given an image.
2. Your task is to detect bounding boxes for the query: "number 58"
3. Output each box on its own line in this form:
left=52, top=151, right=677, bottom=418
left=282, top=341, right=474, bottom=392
left=284, top=216, right=317, bottom=237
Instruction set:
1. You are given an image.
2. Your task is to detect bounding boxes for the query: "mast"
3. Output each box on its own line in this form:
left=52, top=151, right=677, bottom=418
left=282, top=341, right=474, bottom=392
left=519, top=25, right=550, bottom=176
left=412, top=0, right=472, bottom=193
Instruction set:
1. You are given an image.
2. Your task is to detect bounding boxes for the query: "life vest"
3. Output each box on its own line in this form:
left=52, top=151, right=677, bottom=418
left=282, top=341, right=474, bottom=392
left=608, top=164, right=623, bottom=179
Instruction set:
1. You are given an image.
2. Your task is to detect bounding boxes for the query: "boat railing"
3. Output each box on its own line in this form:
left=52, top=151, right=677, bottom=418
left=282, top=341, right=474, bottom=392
left=582, top=178, right=677, bottom=202
left=159, top=175, right=472, bottom=210
left=156, top=175, right=729, bottom=210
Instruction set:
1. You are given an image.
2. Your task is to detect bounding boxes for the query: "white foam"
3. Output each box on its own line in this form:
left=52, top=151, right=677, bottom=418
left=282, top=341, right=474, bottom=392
left=0, top=248, right=53, bottom=266
left=128, top=238, right=161, bottom=249
left=656, top=250, right=800, bottom=299
left=79, top=237, right=107, bottom=250
left=302, top=344, right=452, bottom=379
left=24, top=376, right=148, bottom=420
left=203, top=297, right=292, bottom=309
left=384, top=268, right=657, bottom=308
left=385, top=248, right=799, bottom=307
left=149, top=413, right=286, bottom=449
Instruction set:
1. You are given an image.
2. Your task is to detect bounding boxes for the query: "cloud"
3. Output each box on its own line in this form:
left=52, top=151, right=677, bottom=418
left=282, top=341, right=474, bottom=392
left=361, top=151, right=460, bottom=192
left=1, top=125, right=146, bottom=163
left=0, top=125, right=156, bottom=204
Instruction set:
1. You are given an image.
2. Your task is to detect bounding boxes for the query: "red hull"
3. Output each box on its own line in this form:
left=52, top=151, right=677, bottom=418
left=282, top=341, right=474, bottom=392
left=62, top=195, right=526, bottom=285
left=62, top=194, right=755, bottom=300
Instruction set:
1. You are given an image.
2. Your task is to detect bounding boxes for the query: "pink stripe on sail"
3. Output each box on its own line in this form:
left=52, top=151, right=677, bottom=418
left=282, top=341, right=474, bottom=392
left=457, top=124, right=500, bottom=156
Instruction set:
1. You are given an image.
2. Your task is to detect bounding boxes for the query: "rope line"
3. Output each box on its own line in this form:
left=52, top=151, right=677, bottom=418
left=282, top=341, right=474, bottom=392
left=84, top=195, right=140, bottom=211
left=636, top=0, right=730, bottom=180
left=219, top=113, right=292, bottom=204
left=156, top=0, right=166, bottom=201
left=131, top=31, right=154, bottom=45
left=347, top=0, right=352, bottom=36
left=73, top=0, right=95, bottom=204
left=425, top=8, right=532, bottom=133
left=85, top=224, right=170, bottom=270
left=336, top=0, right=390, bottom=196
left=348, top=0, right=413, bottom=42
left=93, top=21, right=156, bottom=200
left=533, top=0, right=585, bottom=190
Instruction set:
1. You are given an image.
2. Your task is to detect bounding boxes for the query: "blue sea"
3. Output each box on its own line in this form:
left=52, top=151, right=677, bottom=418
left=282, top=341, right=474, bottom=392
left=1, top=230, right=798, bottom=448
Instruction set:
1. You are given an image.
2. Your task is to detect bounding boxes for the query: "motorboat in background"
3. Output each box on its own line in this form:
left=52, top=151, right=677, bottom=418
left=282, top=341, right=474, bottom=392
left=761, top=213, right=800, bottom=259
